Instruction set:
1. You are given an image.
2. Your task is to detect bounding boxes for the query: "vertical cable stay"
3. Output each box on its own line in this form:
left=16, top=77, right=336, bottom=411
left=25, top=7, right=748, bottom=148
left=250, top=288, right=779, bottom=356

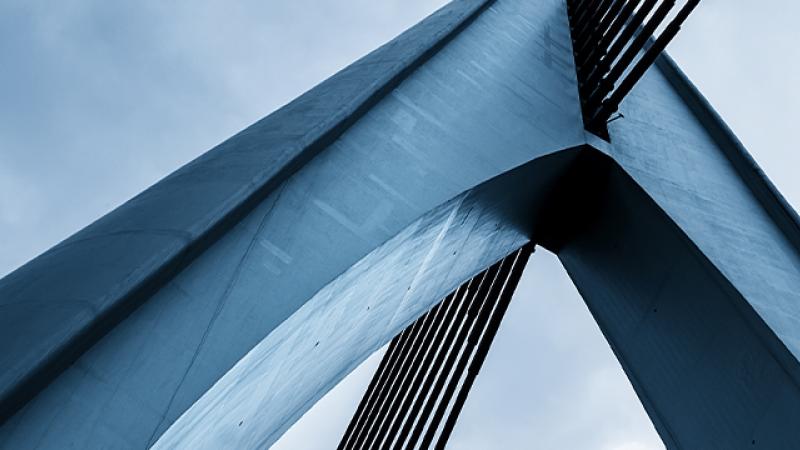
left=338, top=244, right=534, bottom=449
left=380, top=282, right=472, bottom=448
left=566, top=0, right=701, bottom=137
left=400, top=263, right=501, bottom=450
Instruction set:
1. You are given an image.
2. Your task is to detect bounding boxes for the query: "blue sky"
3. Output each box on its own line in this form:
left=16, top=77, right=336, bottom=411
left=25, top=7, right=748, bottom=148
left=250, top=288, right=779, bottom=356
left=1, top=0, right=798, bottom=448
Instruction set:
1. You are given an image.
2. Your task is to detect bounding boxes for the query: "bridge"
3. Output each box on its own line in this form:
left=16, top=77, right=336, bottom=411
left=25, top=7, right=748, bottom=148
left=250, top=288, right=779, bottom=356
left=1, top=1, right=799, bottom=449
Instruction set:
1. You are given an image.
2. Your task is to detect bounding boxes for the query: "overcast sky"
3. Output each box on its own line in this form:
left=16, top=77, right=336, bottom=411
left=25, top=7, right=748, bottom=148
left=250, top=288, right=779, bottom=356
left=1, top=0, right=798, bottom=449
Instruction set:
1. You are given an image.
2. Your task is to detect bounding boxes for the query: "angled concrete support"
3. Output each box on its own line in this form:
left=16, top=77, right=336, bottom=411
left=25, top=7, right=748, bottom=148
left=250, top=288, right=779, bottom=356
left=540, top=148, right=800, bottom=449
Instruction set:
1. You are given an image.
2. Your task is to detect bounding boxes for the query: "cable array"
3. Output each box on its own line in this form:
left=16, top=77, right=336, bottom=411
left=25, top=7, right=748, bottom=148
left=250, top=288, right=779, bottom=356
left=567, top=0, right=701, bottom=135
left=338, top=245, right=533, bottom=450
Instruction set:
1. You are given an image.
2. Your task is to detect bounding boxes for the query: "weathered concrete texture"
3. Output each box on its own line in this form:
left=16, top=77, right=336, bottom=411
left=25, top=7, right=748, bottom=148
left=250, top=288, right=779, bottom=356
left=0, top=0, right=583, bottom=448
left=153, top=151, right=579, bottom=449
